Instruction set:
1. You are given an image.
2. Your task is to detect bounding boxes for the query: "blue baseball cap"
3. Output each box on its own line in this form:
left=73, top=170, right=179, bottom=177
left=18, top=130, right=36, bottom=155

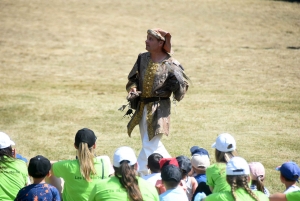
left=276, top=162, right=300, bottom=182
left=190, top=146, right=210, bottom=158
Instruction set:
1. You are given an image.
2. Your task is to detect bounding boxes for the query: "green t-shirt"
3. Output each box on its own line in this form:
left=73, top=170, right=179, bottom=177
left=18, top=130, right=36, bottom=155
left=206, top=163, right=231, bottom=193
left=52, top=156, right=112, bottom=201
left=286, top=190, right=300, bottom=201
left=205, top=188, right=269, bottom=201
left=0, top=158, right=28, bottom=200
left=88, top=176, right=159, bottom=201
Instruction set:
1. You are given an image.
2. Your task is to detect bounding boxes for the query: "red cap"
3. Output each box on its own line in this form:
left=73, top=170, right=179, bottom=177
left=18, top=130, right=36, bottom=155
left=159, top=158, right=179, bottom=169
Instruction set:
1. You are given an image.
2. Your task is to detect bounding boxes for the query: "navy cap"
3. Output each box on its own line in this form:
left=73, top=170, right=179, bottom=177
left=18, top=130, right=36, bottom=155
left=190, top=147, right=210, bottom=158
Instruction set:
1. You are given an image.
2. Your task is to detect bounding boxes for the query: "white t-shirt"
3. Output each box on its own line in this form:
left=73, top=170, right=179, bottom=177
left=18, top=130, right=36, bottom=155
left=142, top=173, right=161, bottom=186
left=284, top=185, right=300, bottom=194
left=159, top=186, right=189, bottom=201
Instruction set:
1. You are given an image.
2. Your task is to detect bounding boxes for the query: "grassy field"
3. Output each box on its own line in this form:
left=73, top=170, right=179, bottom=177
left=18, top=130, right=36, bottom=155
left=0, top=0, right=299, bottom=193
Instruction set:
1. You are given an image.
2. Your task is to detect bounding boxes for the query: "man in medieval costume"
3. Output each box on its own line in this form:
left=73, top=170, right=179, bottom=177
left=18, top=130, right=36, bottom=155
left=125, top=28, right=189, bottom=176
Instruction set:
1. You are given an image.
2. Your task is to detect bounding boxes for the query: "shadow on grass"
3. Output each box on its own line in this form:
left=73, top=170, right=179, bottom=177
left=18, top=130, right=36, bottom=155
left=274, top=0, right=300, bottom=2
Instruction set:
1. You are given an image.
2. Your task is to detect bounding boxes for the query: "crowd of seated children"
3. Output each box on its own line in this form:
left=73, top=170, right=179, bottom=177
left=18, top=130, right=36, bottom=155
left=203, top=157, right=269, bottom=201
left=2, top=129, right=300, bottom=201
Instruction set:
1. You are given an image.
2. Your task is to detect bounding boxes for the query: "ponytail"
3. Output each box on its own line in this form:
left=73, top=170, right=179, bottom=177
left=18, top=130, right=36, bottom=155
left=114, top=161, right=143, bottom=201
left=256, top=176, right=266, bottom=194
left=215, top=149, right=237, bottom=163
left=77, top=142, right=96, bottom=182
left=0, top=146, right=14, bottom=162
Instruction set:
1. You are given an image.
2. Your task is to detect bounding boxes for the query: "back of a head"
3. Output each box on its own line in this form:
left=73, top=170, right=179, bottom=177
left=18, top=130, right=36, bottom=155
left=113, top=146, right=143, bottom=201
left=249, top=162, right=266, bottom=193
left=226, top=157, right=259, bottom=201
left=161, top=165, right=182, bottom=189
left=0, top=132, right=15, bottom=160
left=212, top=133, right=237, bottom=163
left=276, top=162, right=300, bottom=182
left=148, top=153, right=163, bottom=173
left=159, top=158, right=179, bottom=170
left=176, top=155, right=192, bottom=176
left=191, top=154, right=210, bottom=172
left=75, top=128, right=97, bottom=182
left=28, top=155, right=51, bottom=179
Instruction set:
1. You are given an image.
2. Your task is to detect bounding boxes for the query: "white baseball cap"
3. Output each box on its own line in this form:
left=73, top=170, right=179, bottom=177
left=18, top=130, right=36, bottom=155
left=191, top=154, right=210, bottom=169
left=0, top=132, right=15, bottom=149
left=113, top=146, right=137, bottom=168
left=211, top=133, right=236, bottom=152
left=226, top=157, right=250, bottom=176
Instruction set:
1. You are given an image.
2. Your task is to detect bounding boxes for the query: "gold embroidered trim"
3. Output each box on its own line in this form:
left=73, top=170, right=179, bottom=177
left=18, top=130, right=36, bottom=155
left=127, top=60, right=159, bottom=140
left=147, top=103, right=155, bottom=140
left=127, top=102, right=144, bottom=137
left=143, top=60, right=159, bottom=140
left=143, top=60, right=159, bottom=98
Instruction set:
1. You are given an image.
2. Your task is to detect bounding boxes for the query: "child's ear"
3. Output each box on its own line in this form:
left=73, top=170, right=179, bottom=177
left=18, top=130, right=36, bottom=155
left=247, top=175, right=251, bottom=183
left=47, top=170, right=52, bottom=177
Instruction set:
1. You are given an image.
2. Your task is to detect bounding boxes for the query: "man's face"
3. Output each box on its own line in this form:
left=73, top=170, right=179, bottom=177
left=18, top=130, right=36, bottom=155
left=145, top=34, right=163, bottom=52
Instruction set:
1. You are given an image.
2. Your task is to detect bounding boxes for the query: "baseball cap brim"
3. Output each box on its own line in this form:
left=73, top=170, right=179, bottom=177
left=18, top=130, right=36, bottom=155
left=10, top=140, right=15, bottom=146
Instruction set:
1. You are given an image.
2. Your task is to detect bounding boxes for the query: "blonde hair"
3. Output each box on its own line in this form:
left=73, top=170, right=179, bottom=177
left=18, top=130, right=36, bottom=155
left=77, top=142, right=96, bottom=182
left=227, top=175, right=260, bottom=201
left=215, top=149, right=237, bottom=163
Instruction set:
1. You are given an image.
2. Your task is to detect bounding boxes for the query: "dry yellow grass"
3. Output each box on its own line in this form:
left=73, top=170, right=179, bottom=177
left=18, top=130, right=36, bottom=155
left=0, top=0, right=299, bottom=193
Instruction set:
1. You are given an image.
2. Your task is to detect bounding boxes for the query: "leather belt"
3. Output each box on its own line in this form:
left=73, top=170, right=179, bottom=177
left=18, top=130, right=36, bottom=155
left=140, top=97, right=169, bottom=104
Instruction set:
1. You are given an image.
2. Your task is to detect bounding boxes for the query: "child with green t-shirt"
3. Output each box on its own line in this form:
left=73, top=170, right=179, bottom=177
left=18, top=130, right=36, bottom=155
left=0, top=132, right=28, bottom=201
left=204, top=157, right=269, bottom=201
left=270, top=191, right=300, bottom=201
left=206, top=133, right=238, bottom=193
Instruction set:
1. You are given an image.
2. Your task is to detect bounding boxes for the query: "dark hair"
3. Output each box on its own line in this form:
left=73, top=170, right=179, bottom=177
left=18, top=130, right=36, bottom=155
left=0, top=146, right=13, bottom=162
left=227, top=175, right=259, bottom=201
left=148, top=153, right=163, bottom=173
left=114, top=161, right=143, bottom=201
left=0, top=147, right=14, bottom=172
left=163, top=180, right=180, bottom=189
